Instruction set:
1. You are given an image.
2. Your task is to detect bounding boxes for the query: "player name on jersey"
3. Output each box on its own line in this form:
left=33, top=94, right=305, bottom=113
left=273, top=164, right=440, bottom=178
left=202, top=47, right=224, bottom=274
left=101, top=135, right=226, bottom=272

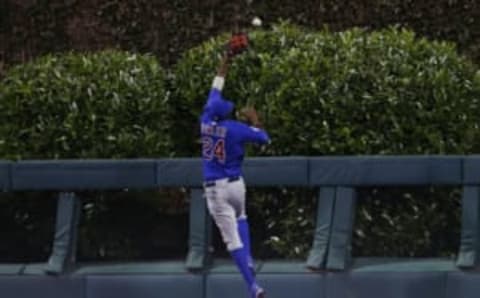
left=201, top=123, right=228, bottom=138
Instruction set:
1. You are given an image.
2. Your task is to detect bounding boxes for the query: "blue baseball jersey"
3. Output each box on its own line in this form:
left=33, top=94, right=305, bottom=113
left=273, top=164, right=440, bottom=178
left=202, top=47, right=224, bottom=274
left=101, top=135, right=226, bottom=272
left=200, top=88, right=270, bottom=181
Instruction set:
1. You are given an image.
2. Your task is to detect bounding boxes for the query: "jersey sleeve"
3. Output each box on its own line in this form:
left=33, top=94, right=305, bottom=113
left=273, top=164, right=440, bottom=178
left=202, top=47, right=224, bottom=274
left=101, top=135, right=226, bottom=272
left=202, top=89, right=234, bottom=118
left=205, top=88, right=222, bottom=108
left=234, top=122, right=271, bottom=145
left=204, top=75, right=229, bottom=108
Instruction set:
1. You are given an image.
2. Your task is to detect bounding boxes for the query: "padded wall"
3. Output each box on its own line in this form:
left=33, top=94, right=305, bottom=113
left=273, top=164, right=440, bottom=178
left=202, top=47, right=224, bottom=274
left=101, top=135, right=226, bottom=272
left=86, top=275, right=204, bottom=298
left=326, top=272, right=447, bottom=298
left=0, top=276, right=84, bottom=298
left=2, top=269, right=480, bottom=298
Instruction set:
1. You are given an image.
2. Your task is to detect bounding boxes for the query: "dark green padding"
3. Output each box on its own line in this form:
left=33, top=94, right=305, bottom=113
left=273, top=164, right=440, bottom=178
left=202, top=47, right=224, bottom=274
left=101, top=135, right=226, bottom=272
left=243, top=157, right=309, bottom=187
left=45, top=192, right=81, bottom=275
left=306, top=187, right=336, bottom=270
left=0, top=161, right=11, bottom=191
left=457, top=157, right=480, bottom=268
left=326, top=187, right=357, bottom=270
left=462, top=156, right=480, bottom=185
left=186, top=188, right=212, bottom=271
left=156, top=157, right=309, bottom=187
left=457, top=186, right=480, bottom=268
left=11, top=159, right=157, bottom=190
left=309, top=156, right=463, bottom=186
left=156, top=158, right=203, bottom=187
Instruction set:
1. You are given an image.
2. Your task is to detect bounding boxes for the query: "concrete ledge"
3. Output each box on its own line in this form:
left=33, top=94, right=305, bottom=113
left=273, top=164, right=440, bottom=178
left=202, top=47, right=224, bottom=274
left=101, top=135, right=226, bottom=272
left=0, top=264, right=24, bottom=275
left=73, top=262, right=189, bottom=275
left=0, top=260, right=479, bottom=298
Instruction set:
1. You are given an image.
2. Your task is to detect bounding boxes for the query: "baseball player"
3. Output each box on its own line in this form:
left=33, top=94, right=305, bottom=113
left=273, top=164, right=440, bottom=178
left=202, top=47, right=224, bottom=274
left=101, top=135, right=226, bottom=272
left=200, top=33, right=270, bottom=298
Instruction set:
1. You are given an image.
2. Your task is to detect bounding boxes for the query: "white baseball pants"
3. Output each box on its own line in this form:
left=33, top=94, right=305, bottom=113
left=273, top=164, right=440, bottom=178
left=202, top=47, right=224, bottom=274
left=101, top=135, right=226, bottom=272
left=204, top=177, right=247, bottom=251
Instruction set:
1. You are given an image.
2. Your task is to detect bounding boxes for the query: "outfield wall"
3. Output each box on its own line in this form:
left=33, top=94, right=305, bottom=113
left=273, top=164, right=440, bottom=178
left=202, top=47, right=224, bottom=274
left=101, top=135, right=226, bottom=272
left=1, top=260, right=480, bottom=298
left=1, top=156, right=480, bottom=298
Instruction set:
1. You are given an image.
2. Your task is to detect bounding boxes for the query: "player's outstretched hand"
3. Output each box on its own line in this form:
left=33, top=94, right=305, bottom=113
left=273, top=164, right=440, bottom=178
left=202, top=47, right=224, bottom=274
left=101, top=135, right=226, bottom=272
left=226, top=32, right=249, bottom=58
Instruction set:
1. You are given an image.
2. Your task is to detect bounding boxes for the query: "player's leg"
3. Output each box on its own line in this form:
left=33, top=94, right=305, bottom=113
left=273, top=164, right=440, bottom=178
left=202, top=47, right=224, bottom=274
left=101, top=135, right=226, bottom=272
left=229, top=178, right=255, bottom=272
left=205, top=182, right=242, bottom=251
left=205, top=182, right=261, bottom=297
left=228, top=178, right=264, bottom=298
left=238, top=217, right=254, bottom=270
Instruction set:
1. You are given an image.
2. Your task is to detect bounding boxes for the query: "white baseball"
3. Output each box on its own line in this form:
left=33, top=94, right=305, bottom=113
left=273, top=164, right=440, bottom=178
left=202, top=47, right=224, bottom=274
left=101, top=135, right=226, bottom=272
left=251, top=17, right=262, bottom=27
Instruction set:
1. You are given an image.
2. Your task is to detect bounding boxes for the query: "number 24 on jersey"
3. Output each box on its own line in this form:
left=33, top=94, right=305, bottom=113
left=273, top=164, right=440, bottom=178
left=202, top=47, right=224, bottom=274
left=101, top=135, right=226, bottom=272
left=202, top=137, right=226, bottom=163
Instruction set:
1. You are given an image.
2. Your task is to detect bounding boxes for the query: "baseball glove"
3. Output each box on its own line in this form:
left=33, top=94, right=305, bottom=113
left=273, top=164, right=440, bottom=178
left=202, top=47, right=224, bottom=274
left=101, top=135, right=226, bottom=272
left=227, top=32, right=249, bottom=58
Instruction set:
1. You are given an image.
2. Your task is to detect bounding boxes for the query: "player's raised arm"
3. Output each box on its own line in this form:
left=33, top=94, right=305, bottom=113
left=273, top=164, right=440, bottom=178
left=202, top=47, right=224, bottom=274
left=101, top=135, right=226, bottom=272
left=238, top=106, right=270, bottom=144
left=210, top=53, right=230, bottom=94
left=217, top=53, right=230, bottom=79
left=203, top=34, right=249, bottom=121
left=211, top=33, right=249, bottom=92
left=204, top=53, right=232, bottom=119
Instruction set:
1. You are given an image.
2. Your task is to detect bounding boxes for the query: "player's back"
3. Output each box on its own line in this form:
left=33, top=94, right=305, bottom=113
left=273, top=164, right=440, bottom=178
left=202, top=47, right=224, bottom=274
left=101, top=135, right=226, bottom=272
left=200, top=86, right=270, bottom=181
left=200, top=119, right=269, bottom=181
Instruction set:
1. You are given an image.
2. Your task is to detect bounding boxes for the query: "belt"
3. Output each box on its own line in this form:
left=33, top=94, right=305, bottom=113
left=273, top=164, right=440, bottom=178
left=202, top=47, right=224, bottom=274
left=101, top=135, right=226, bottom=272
left=204, top=176, right=240, bottom=188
